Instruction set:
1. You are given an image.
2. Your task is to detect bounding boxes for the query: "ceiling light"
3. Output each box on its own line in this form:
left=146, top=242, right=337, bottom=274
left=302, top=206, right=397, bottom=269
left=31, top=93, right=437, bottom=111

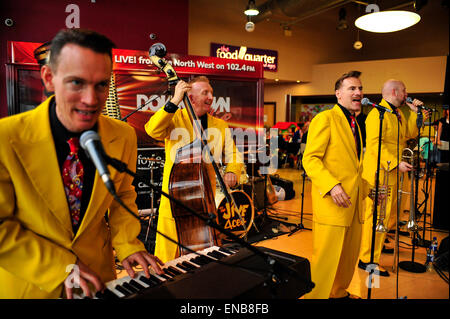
left=283, top=26, right=292, bottom=37
left=337, top=8, right=348, bottom=31
left=355, top=10, right=420, bottom=33
left=244, top=0, right=259, bottom=16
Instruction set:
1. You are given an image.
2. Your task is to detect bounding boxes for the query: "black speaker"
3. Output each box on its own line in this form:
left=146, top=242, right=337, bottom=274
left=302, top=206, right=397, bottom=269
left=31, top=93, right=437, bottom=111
left=433, top=164, right=449, bottom=230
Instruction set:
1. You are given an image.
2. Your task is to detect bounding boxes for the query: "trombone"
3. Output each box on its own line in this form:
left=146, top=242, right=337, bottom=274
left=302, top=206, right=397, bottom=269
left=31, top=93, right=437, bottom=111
left=402, top=148, right=420, bottom=232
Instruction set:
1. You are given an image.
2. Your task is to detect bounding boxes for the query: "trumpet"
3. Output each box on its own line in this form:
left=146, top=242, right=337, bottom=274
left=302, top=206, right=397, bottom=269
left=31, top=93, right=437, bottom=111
left=402, top=148, right=420, bottom=232
left=369, top=161, right=391, bottom=233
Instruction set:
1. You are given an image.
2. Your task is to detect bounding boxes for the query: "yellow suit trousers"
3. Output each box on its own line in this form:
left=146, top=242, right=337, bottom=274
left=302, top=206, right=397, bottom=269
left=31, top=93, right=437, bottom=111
left=359, top=181, right=397, bottom=264
left=304, top=209, right=362, bottom=299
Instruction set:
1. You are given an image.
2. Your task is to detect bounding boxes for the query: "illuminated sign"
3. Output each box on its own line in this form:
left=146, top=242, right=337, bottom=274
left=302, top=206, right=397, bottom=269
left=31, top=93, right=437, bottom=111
left=210, top=42, right=278, bottom=72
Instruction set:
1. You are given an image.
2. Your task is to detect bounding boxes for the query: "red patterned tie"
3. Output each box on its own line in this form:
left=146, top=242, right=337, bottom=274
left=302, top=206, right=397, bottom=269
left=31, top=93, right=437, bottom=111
left=393, top=108, right=402, bottom=124
left=62, top=137, right=84, bottom=227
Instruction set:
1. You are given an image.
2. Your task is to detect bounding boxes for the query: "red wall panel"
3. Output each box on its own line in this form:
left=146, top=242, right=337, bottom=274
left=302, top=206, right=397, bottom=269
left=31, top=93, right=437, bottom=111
left=0, top=0, right=189, bottom=117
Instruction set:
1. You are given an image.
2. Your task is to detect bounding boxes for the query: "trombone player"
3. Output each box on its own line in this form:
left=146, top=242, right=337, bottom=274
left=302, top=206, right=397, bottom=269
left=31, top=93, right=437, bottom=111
left=359, top=79, right=427, bottom=277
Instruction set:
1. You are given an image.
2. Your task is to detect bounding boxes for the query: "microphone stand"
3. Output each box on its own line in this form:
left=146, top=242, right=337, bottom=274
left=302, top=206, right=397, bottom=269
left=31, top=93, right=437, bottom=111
left=418, top=111, right=437, bottom=247
left=121, top=93, right=165, bottom=122
left=398, top=110, right=427, bottom=273
left=367, top=107, right=387, bottom=300
left=104, top=155, right=314, bottom=293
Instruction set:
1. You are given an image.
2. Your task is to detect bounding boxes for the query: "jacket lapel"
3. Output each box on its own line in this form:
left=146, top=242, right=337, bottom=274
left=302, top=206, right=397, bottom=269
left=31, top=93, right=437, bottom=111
left=10, top=98, right=73, bottom=234
left=332, top=105, right=359, bottom=166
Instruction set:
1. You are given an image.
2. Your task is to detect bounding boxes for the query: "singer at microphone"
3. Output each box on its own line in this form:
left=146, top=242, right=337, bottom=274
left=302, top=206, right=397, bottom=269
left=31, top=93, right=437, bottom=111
left=359, top=79, right=428, bottom=277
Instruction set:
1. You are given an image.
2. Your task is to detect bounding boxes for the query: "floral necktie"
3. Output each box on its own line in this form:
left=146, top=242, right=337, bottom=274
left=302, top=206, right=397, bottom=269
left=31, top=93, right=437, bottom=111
left=393, top=108, right=402, bottom=124
left=350, top=115, right=358, bottom=147
left=62, top=137, right=84, bottom=227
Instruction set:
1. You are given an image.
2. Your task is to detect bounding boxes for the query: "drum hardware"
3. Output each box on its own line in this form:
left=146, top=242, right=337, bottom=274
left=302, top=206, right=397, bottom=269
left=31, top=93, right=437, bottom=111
left=145, top=160, right=158, bottom=243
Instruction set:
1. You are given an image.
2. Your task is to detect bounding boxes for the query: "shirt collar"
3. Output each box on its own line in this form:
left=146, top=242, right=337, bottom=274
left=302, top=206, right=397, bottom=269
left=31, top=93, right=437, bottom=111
left=337, top=103, right=355, bottom=118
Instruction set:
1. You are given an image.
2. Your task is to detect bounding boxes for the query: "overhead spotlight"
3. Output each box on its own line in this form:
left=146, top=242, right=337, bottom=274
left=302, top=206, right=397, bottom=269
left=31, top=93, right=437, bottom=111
left=244, top=0, right=259, bottom=16
left=245, top=16, right=255, bottom=32
left=245, top=21, right=255, bottom=32
left=414, top=0, right=428, bottom=11
left=353, top=41, right=363, bottom=50
left=283, top=26, right=292, bottom=37
left=337, top=8, right=348, bottom=30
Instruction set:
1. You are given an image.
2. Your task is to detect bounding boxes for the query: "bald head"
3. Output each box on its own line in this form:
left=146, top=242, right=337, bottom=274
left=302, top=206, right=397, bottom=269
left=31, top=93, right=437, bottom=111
left=381, top=79, right=407, bottom=107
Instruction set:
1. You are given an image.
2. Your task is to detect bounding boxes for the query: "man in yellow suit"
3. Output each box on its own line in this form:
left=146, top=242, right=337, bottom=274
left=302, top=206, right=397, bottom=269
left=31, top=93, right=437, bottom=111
left=0, top=29, right=163, bottom=299
left=359, top=79, right=425, bottom=276
left=145, top=76, right=243, bottom=262
left=303, top=71, right=369, bottom=299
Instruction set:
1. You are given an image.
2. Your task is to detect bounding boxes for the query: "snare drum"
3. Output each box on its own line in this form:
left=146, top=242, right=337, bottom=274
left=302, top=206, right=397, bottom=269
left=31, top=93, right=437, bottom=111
left=215, top=190, right=254, bottom=238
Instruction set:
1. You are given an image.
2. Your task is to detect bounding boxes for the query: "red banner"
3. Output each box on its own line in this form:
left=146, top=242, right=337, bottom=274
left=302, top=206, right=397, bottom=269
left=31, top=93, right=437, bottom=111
left=8, top=41, right=264, bottom=148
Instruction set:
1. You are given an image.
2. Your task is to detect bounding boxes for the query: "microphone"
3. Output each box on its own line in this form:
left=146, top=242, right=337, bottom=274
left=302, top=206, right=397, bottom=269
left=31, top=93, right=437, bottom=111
left=406, top=97, right=437, bottom=112
left=80, top=130, right=116, bottom=195
left=361, top=98, right=392, bottom=113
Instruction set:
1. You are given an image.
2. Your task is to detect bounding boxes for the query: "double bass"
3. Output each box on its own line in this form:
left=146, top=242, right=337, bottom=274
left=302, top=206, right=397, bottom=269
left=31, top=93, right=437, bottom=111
left=149, top=43, right=247, bottom=256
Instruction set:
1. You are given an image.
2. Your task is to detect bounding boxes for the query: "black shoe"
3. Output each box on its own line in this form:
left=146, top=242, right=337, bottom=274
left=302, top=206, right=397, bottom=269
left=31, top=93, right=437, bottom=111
left=382, top=246, right=394, bottom=254
left=330, top=292, right=361, bottom=300
left=358, top=260, right=390, bottom=277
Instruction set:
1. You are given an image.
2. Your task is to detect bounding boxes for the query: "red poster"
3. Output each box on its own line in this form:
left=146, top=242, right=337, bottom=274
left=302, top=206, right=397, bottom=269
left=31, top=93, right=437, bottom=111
left=8, top=42, right=264, bottom=148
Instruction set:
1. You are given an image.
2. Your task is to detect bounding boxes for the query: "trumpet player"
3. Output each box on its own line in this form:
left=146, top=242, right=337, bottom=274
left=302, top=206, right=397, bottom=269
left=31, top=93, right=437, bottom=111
left=359, top=79, right=427, bottom=277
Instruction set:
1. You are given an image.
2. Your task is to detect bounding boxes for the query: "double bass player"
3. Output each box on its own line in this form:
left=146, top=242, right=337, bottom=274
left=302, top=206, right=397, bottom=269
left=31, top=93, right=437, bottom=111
left=145, top=76, right=243, bottom=262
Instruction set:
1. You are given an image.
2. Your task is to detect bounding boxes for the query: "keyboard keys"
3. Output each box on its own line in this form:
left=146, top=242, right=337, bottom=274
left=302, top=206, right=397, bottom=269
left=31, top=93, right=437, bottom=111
left=74, top=246, right=238, bottom=299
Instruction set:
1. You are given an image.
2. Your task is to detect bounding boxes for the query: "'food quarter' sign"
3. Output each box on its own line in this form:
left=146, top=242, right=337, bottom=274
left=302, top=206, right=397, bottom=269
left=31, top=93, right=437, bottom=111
left=211, top=42, right=277, bottom=72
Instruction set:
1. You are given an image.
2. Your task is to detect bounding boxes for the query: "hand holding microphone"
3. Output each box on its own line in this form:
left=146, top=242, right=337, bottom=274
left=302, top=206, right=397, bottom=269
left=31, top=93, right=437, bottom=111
left=405, top=97, right=436, bottom=113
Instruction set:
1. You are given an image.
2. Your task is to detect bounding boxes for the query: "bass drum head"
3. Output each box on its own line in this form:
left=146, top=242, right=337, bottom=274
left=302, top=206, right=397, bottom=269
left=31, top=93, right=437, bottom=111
left=215, top=190, right=254, bottom=238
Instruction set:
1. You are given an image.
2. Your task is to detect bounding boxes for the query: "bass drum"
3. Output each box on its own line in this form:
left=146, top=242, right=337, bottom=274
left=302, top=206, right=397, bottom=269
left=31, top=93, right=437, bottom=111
left=215, top=190, right=254, bottom=238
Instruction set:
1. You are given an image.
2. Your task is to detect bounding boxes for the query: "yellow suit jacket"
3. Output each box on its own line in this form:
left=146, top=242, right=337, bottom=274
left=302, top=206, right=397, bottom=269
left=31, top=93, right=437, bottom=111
left=145, top=107, right=242, bottom=262
left=303, top=105, right=367, bottom=227
left=362, top=99, right=418, bottom=186
left=0, top=97, right=145, bottom=298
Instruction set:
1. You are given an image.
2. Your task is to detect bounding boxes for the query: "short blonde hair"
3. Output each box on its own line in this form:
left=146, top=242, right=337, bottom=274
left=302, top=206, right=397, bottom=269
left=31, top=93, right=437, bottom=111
left=188, top=75, right=210, bottom=85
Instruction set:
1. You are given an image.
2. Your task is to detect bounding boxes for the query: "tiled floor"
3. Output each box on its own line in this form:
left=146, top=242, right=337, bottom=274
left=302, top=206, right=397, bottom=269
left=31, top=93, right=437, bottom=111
left=254, top=167, right=449, bottom=300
